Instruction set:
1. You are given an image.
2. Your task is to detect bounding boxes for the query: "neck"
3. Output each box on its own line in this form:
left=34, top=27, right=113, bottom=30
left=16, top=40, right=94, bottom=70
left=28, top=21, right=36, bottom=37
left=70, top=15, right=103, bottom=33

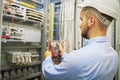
left=88, top=26, right=107, bottom=39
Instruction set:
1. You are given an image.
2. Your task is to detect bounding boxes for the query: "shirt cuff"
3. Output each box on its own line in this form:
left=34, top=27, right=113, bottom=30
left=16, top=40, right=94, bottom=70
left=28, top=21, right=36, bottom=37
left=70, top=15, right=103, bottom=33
left=44, top=56, right=53, bottom=63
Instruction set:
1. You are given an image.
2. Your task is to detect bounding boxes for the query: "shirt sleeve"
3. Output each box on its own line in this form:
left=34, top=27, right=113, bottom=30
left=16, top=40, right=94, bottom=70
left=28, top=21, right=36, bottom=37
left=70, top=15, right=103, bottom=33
left=42, top=53, right=69, bottom=80
left=42, top=51, right=83, bottom=80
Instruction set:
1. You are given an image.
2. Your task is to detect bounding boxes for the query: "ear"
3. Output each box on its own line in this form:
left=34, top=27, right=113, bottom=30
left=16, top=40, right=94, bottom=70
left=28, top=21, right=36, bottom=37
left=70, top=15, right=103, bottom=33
left=87, top=15, right=95, bottom=28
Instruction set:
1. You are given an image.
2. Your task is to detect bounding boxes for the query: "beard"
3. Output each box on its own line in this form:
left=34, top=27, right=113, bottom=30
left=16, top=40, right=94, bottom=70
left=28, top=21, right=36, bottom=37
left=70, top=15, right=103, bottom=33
left=81, top=26, right=89, bottom=39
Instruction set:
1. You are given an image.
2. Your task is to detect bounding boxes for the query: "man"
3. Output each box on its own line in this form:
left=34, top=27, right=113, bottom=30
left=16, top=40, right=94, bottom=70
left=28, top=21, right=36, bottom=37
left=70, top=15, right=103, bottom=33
left=42, top=0, right=119, bottom=80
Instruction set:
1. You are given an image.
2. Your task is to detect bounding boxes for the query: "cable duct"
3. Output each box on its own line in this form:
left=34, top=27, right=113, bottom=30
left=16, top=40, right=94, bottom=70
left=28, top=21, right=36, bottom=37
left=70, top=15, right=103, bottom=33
left=59, top=0, right=75, bottom=53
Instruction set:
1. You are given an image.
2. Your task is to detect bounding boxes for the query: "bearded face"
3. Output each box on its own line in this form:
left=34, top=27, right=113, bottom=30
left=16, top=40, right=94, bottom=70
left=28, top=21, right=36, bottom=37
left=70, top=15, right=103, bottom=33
left=81, top=25, right=89, bottom=39
left=80, top=12, right=90, bottom=39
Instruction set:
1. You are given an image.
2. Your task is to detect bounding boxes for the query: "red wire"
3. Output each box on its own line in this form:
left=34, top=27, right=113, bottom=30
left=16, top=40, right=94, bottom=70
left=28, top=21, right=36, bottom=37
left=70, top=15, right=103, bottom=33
left=11, top=15, right=14, bottom=32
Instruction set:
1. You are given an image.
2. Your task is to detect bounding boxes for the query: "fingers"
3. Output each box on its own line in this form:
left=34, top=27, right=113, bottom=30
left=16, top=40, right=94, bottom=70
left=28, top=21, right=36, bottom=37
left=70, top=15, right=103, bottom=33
left=44, top=50, right=52, bottom=58
left=56, top=42, right=64, bottom=55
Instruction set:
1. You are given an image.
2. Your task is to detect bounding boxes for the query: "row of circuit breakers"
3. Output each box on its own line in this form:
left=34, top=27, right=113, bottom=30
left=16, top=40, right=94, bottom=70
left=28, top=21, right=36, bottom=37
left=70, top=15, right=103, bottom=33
left=0, top=64, right=41, bottom=80
left=8, top=52, right=32, bottom=65
left=2, top=25, right=41, bottom=43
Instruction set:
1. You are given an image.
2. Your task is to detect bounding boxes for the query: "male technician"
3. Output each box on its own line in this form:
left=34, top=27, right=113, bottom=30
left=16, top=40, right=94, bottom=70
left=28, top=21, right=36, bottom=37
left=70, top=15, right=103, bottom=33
left=42, top=0, right=119, bottom=80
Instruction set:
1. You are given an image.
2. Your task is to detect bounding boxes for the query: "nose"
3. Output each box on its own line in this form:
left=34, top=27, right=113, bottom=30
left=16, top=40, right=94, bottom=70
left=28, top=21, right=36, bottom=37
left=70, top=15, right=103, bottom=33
left=79, top=26, right=81, bottom=29
left=79, top=22, right=82, bottom=28
left=80, top=24, right=81, bottom=28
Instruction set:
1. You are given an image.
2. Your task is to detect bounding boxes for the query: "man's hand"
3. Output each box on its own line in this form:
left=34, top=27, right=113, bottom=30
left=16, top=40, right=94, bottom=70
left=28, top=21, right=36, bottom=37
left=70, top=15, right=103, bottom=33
left=57, top=42, right=64, bottom=55
left=44, top=50, right=52, bottom=59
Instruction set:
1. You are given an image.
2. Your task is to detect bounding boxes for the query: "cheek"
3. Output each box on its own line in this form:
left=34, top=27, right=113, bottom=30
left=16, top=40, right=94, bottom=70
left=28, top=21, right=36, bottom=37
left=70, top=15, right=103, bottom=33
left=81, top=22, right=87, bottom=33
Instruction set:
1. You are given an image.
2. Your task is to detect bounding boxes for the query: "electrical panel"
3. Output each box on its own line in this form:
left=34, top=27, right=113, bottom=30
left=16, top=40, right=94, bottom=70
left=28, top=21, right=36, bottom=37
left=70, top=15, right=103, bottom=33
left=0, top=0, right=44, bottom=80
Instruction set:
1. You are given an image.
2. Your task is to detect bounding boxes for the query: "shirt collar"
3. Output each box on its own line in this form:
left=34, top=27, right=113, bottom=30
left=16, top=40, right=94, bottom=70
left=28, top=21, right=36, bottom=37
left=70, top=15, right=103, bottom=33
left=84, top=36, right=109, bottom=46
